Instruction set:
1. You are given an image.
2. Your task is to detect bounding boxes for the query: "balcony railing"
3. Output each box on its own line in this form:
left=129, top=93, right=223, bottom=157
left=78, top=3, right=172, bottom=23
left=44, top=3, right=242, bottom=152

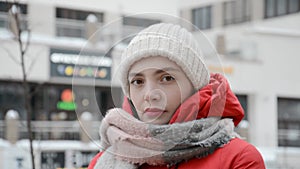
left=0, top=120, right=101, bottom=141
left=56, top=18, right=102, bottom=39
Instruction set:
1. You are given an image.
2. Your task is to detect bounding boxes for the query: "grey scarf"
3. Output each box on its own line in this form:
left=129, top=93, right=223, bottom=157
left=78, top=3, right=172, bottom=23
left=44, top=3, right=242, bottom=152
left=95, top=108, right=238, bottom=169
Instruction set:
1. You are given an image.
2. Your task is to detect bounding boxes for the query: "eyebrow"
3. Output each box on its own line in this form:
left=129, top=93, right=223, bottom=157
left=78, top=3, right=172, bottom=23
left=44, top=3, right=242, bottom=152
left=128, top=67, right=181, bottom=78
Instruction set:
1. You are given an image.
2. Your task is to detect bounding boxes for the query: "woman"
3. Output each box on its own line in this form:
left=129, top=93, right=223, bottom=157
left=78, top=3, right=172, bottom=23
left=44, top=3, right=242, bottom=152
left=88, top=23, right=266, bottom=169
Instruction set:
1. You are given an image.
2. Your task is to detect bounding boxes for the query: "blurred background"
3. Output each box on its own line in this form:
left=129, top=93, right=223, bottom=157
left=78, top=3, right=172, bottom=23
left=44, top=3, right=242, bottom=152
left=0, top=0, right=300, bottom=168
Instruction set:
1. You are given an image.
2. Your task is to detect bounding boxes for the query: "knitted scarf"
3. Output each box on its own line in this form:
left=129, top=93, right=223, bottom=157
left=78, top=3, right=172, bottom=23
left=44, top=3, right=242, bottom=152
left=94, top=108, right=238, bottom=169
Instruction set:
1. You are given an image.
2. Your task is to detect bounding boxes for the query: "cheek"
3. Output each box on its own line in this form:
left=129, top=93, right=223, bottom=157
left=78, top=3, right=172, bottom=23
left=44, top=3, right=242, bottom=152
left=165, top=87, right=182, bottom=106
left=129, top=90, right=143, bottom=108
left=166, top=85, right=193, bottom=107
left=177, top=80, right=194, bottom=99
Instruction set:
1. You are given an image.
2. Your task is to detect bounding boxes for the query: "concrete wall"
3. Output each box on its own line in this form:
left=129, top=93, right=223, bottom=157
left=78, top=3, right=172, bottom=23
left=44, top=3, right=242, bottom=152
left=0, top=41, right=49, bottom=82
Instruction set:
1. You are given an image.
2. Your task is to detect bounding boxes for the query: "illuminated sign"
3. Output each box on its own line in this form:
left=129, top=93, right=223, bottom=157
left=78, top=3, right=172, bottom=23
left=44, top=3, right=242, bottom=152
left=57, top=89, right=76, bottom=111
left=50, top=53, right=112, bottom=67
left=50, top=49, right=111, bottom=80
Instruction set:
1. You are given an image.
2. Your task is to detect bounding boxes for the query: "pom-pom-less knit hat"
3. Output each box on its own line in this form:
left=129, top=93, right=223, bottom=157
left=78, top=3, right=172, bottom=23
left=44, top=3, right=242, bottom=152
left=119, top=23, right=210, bottom=97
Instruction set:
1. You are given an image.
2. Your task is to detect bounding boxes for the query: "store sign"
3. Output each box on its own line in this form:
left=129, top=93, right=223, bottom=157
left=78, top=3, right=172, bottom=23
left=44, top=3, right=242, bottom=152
left=50, top=49, right=112, bottom=80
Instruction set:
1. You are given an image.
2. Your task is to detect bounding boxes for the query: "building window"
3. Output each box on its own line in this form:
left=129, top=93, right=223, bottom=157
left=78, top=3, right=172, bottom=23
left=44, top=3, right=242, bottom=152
left=236, top=94, right=248, bottom=120
left=122, top=16, right=160, bottom=42
left=235, top=94, right=249, bottom=139
left=192, top=6, right=212, bottom=30
left=56, top=8, right=104, bottom=38
left=123, top=16, right=160, bottom=28
left=223, top=0, right=251, bottom=26
left=0, top=2, right=27, bottom=30
left=278, top=98, right=300, bottom=147
left=289, top=0, right=300, bottom=13
left=265, top=0, right=300, bottom=18
left=0, top=82, right=25, bottom=120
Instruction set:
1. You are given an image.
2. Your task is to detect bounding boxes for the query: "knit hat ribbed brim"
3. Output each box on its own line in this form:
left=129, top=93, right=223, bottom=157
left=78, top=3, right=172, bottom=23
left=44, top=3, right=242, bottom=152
left=119, top=23, right=210, bottom=97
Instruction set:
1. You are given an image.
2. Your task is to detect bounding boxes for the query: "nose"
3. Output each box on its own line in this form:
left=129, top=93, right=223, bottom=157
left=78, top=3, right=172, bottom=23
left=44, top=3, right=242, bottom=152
left=143, top=83, right=162, bottom=102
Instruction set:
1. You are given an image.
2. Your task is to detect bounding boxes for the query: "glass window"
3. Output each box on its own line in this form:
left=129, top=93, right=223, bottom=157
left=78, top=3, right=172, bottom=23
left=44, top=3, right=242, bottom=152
left=235, top=94, right=249, bottom=139
left=244, top=0, right=251, bottom=21
left=55, top=8, right=103, bottom=38
left=265, top=0, right=300, bottom=18
left=123, top=16, right=160, bottom=27
left=278, top=98, right=300, bottom=147
left=31, top=84, right=116, bottom=121
left=236, top=94, right=248, bottom=120
left=122, top=16, right=161, bottom=42
left=289, top=0, right=300, bottom=13
left=192, top=6, right=212, bottom=30
left=224, top=1, right=234, bottom=25
left=56, top=8, right=103, bottom=21
left=0, top=2, right=27, bottom=29
left=277, top=0, right=287, bottom=15
left=266, top=0, right=276, bottom=17
left=0, top=82, right=25, bottom=120
left=0, top=2, right=27, bottom=14
left=223, top=0, right=251, bottom=26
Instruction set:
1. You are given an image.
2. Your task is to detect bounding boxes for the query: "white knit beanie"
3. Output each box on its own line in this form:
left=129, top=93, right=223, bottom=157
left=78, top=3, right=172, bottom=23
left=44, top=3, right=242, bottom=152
left=119, top=23, right=210, bottom=97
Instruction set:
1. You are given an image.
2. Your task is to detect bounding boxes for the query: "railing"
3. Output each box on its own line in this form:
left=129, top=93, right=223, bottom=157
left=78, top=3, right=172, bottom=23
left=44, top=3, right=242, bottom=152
left=56, top=18, right=146, bottom=43
left=0, top=120, right=101, bottom=141
left=56, top=18, right=103, bottom=39
left=2, top=120, right=300, bottom=142
left=56, top=18, right=86, bottom=38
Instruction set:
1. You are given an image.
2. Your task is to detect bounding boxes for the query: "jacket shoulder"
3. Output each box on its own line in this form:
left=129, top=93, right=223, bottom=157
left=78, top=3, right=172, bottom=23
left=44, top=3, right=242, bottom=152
left=225, top=138, right=266, bottom=169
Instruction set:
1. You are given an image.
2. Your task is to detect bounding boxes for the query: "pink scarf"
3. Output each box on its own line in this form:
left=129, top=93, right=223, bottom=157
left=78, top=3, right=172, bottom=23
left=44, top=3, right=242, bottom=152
left=94, top=108, right=237, bottom=169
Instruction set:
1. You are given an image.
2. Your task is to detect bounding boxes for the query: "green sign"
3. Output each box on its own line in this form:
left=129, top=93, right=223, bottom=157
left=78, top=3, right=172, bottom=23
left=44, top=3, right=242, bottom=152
left=57, top=101, right=77, bottom=110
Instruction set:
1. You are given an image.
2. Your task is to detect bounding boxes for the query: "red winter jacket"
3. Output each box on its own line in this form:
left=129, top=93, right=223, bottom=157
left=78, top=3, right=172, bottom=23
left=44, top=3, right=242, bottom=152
left=88, top=74, right=266, bottom=169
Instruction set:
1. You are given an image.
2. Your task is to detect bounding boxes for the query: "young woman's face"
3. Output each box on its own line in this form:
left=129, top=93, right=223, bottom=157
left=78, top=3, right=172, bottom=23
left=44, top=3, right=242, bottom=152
left=128, top=56, right=194, bottom=124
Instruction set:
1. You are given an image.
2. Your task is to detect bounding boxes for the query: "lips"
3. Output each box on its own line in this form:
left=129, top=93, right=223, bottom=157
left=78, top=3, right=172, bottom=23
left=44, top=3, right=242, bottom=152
left=144, top=108, right=166, bottom=117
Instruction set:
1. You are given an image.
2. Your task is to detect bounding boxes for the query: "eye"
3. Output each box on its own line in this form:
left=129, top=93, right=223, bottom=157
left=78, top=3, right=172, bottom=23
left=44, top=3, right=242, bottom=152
left=161, top=75, right=175, bottom=82
left=130, top=78, right=144, bottom=86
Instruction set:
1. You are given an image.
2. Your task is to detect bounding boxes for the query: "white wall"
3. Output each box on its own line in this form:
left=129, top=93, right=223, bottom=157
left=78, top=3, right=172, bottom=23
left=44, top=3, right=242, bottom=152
left=28, top=0, right=56, bottom=36
left=0, top=40, right=49, bottom=82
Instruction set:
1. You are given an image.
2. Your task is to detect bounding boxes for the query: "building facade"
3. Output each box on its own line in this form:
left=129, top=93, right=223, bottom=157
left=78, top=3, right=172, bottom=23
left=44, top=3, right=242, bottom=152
left=0, top=0, right=300, bottom=168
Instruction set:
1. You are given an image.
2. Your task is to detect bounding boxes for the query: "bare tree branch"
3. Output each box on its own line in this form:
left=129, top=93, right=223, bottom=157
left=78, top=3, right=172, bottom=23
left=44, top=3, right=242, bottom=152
left=26, top=48, right=43, bottom=76
left=0, top=45, right=21, bottom=65
left=8, top=2, right=36, bottom=169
